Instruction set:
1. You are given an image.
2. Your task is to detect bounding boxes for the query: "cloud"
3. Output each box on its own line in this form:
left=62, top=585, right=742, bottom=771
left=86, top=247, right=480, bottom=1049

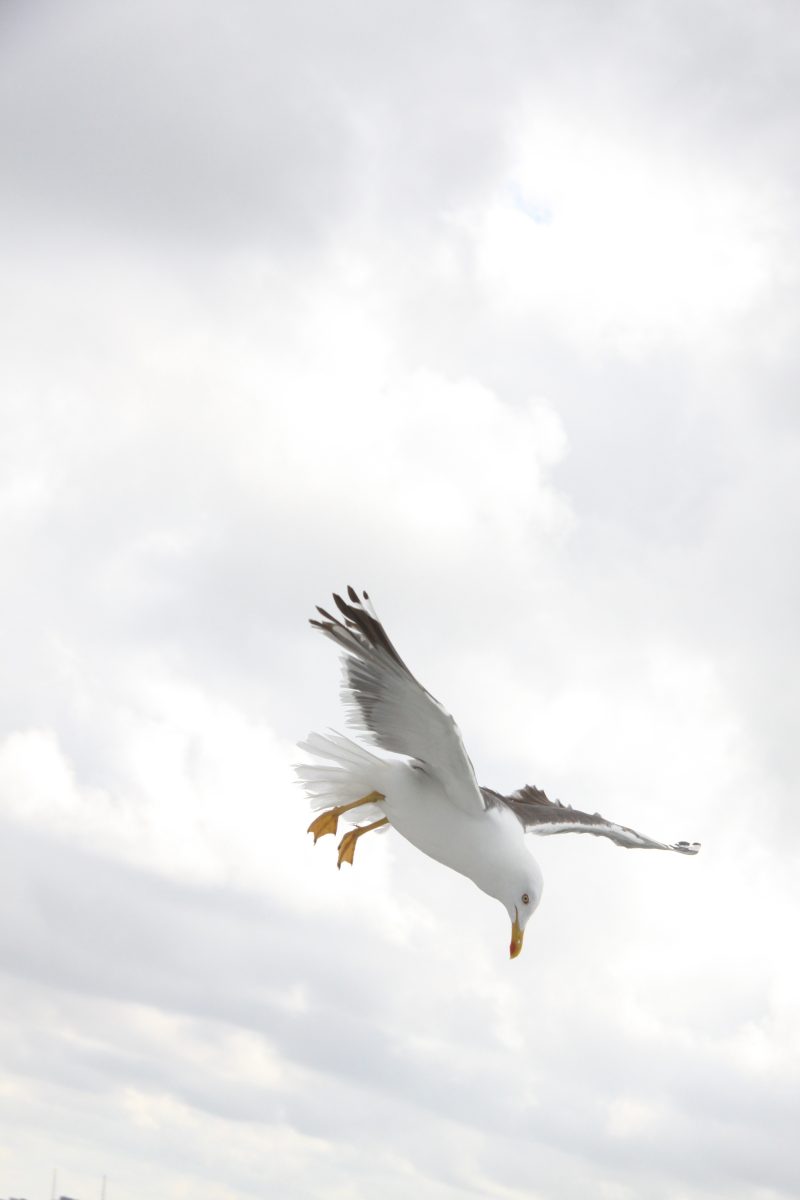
left=455, top=121, right=776, bottom=356
left=2, top=1, right=800, bottom=1198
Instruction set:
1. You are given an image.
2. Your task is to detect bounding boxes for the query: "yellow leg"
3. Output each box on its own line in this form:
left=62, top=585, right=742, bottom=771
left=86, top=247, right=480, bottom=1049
left=337, top=817, right=389, bottom=869
left=307, top=790, right=384, bottom=843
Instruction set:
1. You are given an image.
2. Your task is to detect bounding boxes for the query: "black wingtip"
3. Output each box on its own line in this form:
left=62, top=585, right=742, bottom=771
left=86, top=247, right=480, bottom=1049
left=347, top=584, right=359, bottom=603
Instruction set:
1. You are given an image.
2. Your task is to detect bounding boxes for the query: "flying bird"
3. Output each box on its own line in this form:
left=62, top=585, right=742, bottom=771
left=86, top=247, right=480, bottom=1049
left=297, top=588, right=700, bottom=958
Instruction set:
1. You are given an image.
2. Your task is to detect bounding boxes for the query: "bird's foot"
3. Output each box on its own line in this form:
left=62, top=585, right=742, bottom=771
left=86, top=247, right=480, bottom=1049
left=336, top=816, right=389, bottom=869
left=307, top=791, right=386, bottom=844
left=337, top=829, right=360, bottom=868
left=307, top=809, right=341, bottom=842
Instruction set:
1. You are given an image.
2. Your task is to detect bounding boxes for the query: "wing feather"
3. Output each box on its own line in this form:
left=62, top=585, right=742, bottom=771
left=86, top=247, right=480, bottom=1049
left=311, top=588, right=485, bottom=815
left=482, top=784, right=700, bottom=854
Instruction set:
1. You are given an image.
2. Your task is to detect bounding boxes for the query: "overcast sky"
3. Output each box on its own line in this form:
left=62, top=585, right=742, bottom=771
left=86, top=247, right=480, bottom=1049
left=1, top=1, right=799, bottom=1197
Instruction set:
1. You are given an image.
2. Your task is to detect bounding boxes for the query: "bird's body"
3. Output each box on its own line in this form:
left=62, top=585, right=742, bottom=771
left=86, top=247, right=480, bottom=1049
left=297, top=587, right=699, bottom=957
left=380, top=760, right=538, bottom=905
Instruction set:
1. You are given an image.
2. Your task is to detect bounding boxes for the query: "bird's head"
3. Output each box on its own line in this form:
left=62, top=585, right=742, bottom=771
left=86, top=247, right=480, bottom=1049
left=503, top=862, right=544, bottom=959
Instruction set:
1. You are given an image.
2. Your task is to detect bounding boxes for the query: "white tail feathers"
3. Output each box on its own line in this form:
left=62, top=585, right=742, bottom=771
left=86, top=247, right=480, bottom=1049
left=295, top=731, right=389, bottom=827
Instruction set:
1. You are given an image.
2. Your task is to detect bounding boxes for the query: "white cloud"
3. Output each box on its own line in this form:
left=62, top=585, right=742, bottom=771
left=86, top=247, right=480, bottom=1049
left=2, top=1, right=800, bottom=1197
left=453, top=118, right=777, bottom=356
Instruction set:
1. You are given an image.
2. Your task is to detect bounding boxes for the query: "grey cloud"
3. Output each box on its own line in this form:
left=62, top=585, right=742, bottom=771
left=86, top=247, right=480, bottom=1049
left=0, top=2, right=354, bottom=247
left=0, top=0, right=522, bottom=248
left=3, top=0, right=800, bottom=1197
left=2, top=816, right=798, bottom=1198
left=8, top=0, right=792, bottom=250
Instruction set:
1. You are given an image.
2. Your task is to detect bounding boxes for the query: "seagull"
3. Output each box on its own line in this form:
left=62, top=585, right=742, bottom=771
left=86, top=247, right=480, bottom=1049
left=297, top=587, right=700, bottom=959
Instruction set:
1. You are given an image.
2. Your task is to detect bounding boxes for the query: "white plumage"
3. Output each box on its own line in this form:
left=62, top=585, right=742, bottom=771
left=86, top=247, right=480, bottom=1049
left=297, top=587, right=699, bottom=958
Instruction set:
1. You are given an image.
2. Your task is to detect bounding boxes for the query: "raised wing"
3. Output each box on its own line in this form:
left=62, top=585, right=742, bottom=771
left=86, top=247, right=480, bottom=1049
left=482, top=784, right=700, bottom=854
left=311, top=587, right=485, bottom=815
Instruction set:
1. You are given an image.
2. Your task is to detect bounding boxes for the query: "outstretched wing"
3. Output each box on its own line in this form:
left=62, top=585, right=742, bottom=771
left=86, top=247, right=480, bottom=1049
left=311, top=587, right=485, bottom=815
left=482, top=784, right=700, bottom=854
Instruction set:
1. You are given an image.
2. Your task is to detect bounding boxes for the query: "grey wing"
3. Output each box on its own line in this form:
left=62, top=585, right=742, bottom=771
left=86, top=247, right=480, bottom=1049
left=481, top=784, right=701, bottom=854
left=311, top=587, right=485, bottom=816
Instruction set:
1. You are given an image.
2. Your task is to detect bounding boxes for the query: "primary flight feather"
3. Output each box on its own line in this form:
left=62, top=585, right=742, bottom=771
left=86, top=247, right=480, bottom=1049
left=297, top=587, right=700, bottom=958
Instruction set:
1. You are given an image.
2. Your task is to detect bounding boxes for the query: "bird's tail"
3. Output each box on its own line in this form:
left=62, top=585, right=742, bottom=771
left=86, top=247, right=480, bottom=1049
left=294, top=731, right=389, bottom=827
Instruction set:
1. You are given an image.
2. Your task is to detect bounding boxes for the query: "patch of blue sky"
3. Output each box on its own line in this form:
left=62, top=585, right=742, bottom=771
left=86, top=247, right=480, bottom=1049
left=508, top=179, right=553, bottom=223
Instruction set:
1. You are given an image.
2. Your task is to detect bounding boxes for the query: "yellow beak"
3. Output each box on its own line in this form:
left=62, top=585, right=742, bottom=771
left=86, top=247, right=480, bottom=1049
left=509, top=909, right=524, bottom=959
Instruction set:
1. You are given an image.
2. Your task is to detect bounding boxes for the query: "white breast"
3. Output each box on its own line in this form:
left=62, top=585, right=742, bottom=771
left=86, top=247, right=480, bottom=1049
left=381, top=760, right=530, bottom=903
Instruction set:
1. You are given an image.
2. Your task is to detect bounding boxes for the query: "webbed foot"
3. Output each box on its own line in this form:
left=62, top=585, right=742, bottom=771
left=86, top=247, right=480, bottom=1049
left=336, top=816, right=390, bottom=868
left=337, top=829, right=360, bottom=868
left=307, top=809, right=341, bottom=842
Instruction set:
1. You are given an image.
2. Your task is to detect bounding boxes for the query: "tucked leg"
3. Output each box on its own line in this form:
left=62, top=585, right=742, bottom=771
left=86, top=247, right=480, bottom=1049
left=307, top=790, right=384, bottom=842
left=337, top=817, right=389, bottom=868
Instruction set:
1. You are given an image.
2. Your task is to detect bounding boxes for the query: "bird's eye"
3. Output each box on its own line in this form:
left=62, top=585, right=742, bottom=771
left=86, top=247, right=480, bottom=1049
left=522, top=893, right=530, bottom=905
